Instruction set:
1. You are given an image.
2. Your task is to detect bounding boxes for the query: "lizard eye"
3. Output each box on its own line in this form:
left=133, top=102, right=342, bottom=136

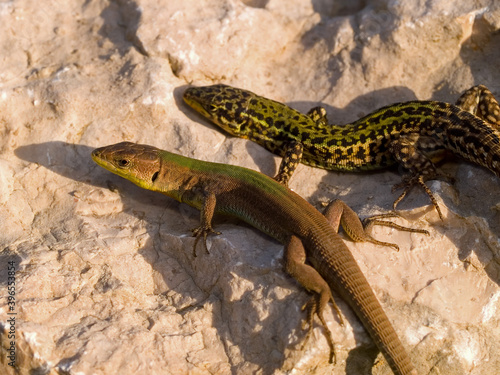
left=118, top=159, right=130, bottom=167
left=151, top=171, right=159, bottom=182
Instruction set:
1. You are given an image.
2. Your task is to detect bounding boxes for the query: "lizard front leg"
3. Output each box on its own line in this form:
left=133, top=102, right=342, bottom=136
left=274, top=141, right=304, bottom=186
left=274, top=106, right=331, bottom=186
left=191, top=191, right=221, bottom=256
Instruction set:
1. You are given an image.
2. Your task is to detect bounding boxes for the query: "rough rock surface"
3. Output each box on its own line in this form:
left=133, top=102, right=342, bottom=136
left=1, top=0, right=499, bottom=374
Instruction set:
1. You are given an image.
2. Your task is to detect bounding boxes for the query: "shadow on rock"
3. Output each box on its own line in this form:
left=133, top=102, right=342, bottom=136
left=98, top=0, right=149, bottom=57
left=14, top=141, right=169, bottom=207
left=13, top=141, right=312, bottom=373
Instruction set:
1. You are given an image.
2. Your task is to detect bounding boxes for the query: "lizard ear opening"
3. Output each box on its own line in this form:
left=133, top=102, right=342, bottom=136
left=152, top=171, right=159, bottom=183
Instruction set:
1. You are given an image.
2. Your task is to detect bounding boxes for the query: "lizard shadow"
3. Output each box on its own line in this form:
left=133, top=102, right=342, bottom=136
left=15, top=141, right=334, bottom=374
left=301, top=2, right=399, bottom=90
left=97, top=0, right=148, bottom=58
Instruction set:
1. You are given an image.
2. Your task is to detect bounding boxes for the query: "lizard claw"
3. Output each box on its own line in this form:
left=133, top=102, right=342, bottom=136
left=191, top=226, right=221, bottom=256
left=392, top=174, right=444, bottom=220
left=361, top=213, right=430, bottom=252
left=300, top=295, right=342, bottom=364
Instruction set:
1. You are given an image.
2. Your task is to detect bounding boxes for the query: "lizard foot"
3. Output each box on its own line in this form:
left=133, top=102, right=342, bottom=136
left=392, top=174, right=444, bottom=220
left=191, top=226, right=221, bottom=256
left=300, top=294, right=343, bottom=364
left=322, top=199, right=427, bottom=251
left=361, top=213, right=430, bottom=251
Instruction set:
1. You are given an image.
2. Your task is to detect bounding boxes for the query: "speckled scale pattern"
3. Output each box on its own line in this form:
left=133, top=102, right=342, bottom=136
left=184, top=84, right=500, bottom=218
left=183, top=84, right=500, bottom=177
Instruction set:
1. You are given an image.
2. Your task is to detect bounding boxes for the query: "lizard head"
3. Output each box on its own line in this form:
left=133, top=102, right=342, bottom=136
left=183, top=84, right=252, bottom=138
left=92, top=142, right=162, bottom=190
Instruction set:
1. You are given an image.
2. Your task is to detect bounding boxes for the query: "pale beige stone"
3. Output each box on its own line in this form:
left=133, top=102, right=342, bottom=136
left=0, top=0, right=499, bottom=374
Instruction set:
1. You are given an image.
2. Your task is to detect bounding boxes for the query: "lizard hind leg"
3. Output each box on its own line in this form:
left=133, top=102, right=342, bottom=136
left=389, top=134, right=454, bottom=220
left=284, top=235, right=342, bottom=363
left=392, top=173, right=445, bottom=220
left=456, top=84, right=500, bottom=129
left=300, top=293, right=342, bottom=364
left=322, top=199, right=428, bottom=251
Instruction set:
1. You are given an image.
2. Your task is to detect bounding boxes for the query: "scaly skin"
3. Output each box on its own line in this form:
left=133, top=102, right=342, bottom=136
left=92, top=142, right=421, bottom=375
left=183, top=84, right=500, bottom=218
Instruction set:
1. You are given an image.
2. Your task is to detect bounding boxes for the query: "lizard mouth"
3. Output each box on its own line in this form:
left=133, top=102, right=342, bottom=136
left=183, top=87, right=217, bottom=120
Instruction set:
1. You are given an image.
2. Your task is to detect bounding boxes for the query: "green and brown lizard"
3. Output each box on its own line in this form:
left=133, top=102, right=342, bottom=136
left=183, top=84, right=500, bottom=219
left=92, top=142, right=427, bottom=375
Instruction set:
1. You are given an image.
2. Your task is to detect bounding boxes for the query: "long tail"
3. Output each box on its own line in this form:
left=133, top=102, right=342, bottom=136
left=311, top=230, right=417, bottom=375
